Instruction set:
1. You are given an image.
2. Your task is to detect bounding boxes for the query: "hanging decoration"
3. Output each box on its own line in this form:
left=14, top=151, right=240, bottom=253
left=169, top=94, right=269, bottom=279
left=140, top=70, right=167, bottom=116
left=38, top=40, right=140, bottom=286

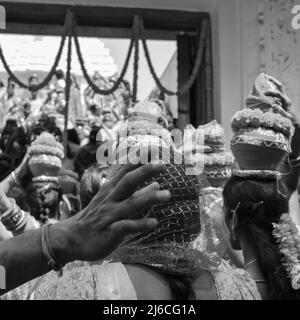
left=0, top=9, right=210, bottom=137
left=140, top=18, right=209, bottom=96
left=73, top=14, right=137, bottom=96
left=63, top=32, right=73, bottom=152
left=132, top=16, right=140, bottom=103
left=0, top=10, right=73, bottom=92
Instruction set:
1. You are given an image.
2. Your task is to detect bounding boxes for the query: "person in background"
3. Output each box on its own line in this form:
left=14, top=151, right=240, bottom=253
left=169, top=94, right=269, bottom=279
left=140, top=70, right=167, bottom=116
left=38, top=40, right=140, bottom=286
left=74, top=125, right=103, bottom=178
left=54, top=69, right=66, bottom=90
left=84, top=71, right=105, bottom=117
left=41, top=90, right=58, bottom=114
left=219, top=175, right=299, bottom=300
left=99, top=108, right=117, bottom=142
left=27, top=74, right=44, bottom=118
left=55, top=88, right=66, bottom=114
left=0, top=78, right=20, bottom=130
left=3, top=125, right=28, bottom=169
left=68, top=74, right=84, bottom=126
left=0, top=154, right=12, bottom=182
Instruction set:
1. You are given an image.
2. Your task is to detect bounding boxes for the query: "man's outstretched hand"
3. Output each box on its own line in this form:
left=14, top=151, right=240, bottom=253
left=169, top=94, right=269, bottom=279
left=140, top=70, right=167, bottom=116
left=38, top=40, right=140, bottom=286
left=51, top=164, right=170, bottom=263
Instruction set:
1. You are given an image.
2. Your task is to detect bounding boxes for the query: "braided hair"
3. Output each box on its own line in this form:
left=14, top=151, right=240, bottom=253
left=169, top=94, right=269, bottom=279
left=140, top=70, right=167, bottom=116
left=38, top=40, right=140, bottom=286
left=223, top=176, right=299, bottom=299
left=27, top=180, right=62, bottom=224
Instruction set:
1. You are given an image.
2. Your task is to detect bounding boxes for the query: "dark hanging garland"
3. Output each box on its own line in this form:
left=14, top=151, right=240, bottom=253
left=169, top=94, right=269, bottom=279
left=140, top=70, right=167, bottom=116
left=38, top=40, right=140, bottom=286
left=0, top=11, right=73, bottom=91
left=132, top=16, right=140, bottom=103
left=0, top=9, right=209, bottom=102
left=140, top=18, right=209, bottom=96
left=73, top=15, right=138, bottom=96
left=63, top=34, right=73, bottom=152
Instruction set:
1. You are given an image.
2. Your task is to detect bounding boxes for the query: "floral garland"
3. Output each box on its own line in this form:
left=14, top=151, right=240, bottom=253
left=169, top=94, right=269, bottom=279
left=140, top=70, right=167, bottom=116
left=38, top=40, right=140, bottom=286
left=272, top=213, right=300, bottom=290
left=231, top=108, right=295, bottom=138
left=204, top=152, right=234, bottom=166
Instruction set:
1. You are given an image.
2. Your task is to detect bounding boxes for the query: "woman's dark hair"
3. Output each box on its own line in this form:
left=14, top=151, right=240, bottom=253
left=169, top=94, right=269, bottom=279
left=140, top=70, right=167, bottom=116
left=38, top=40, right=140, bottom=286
left=55, top=69, right=65, bottom=80
left=0, top=153, right=12, bottom=180
left=2, top=126, right=28, bottom=169
left=163, top=274, right=194, bottom=300
left=0, top=120, right=18, bottom=151
left=223, top=176, right=299, bottom=300
left=28, top=116, right=63, bottom=144
left=27, top=180, right=63, bottom=224
left=79, top=164, right=109, bottom=209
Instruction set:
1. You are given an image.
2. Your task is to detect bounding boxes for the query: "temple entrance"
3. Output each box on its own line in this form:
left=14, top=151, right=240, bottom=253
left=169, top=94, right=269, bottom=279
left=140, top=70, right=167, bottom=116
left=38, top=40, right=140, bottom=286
left=0, top=1, right=213, bottom=129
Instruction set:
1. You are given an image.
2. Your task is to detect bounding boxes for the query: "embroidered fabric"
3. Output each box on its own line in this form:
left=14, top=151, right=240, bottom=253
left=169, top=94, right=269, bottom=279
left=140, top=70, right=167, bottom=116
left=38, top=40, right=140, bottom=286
left=2, top=261, right=261, bottom=300
left=230, top=134, right=289, bottom=152
left=1, top=262, right=137, bottom=300
left=211, top=260, right=262, bottom=300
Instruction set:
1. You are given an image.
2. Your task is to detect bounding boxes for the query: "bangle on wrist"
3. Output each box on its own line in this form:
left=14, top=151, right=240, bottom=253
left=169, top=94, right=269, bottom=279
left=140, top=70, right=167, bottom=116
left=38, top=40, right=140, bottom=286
left=0, top=198, right=26, bottom=231
left=41, top=224, right=65, bottom=277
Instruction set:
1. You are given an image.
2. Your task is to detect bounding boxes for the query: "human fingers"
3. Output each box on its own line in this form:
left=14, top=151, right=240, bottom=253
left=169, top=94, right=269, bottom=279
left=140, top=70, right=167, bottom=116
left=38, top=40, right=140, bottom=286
left=109, top=163, right=141, bottom=187
left=109, top=218, right=158, bottom=240
left=110, top=164, right=165, bottom=201
left=133, top=182, right=160, bottom=197
left=108, top=189, right=171, bottom=223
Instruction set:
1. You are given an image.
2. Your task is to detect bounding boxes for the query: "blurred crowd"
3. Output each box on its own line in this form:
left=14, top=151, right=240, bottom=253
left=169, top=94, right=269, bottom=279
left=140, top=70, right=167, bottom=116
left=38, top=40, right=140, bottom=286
left=0, top=70, right=175, bottom=231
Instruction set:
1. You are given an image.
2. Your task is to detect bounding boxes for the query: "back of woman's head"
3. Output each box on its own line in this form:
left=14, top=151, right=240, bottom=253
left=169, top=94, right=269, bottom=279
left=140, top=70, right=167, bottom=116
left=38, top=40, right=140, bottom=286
left=80, top=164, right=109, bottom=209
left=223, top=176, right=299, bottom=299
left=0, top=153, right=12, bottom=180
left=27, top=179, right=62, bottom=224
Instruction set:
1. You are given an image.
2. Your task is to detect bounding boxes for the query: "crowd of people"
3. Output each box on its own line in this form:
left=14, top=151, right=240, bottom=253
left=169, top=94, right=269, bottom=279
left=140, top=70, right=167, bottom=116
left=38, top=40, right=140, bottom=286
left=0, top=69, right=299, bottom=300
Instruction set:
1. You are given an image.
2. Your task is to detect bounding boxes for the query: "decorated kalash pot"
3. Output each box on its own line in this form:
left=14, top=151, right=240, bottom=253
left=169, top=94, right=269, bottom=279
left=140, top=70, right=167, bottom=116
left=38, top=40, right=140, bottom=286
left=28, top=132, right=64, bottom=177
left=109, top=101, right=218, bottom=275
left=198, top=120, right=234, bottom=188
left=230, top=73, right=295, bottom=171
left=116, top=100, right=171, bottom=165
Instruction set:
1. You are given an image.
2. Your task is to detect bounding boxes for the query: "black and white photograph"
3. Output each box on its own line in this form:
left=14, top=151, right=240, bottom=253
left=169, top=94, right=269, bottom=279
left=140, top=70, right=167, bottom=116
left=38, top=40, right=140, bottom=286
left=0, top=0, right=299, bottom=306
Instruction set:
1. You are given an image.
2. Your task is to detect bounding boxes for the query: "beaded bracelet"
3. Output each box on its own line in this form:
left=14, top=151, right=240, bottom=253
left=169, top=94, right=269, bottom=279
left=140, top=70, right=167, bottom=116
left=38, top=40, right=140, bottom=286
left=41, top=224, right=64, bottom=277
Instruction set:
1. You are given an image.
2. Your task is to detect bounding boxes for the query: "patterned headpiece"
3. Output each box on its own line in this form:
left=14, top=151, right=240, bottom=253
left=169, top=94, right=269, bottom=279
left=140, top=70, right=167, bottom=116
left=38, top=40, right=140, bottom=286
left=111, top=101, right=212, bottom=277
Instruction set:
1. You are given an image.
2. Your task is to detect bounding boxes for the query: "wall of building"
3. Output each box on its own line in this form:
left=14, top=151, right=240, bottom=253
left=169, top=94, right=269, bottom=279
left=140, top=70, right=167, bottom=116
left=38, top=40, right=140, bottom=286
left=240, top=0, right=300, bottom=119
left=6, top=0, right=241, bottom=141
left=6, top=0, right=299, bottom=141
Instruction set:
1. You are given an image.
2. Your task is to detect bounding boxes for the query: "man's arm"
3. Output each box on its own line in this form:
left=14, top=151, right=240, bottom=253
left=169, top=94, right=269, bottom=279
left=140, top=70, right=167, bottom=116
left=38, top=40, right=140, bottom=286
left=0, top=226, right=65, bottom=294
left=0, top=164, right=170, bottom=294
